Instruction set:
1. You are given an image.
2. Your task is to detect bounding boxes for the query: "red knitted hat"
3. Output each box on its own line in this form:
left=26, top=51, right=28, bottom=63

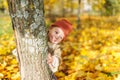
left=50, top=19, right=73, bottom=39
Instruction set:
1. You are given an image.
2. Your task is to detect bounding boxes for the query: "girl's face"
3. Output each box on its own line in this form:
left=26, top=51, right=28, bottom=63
left=48, top=27, right=65, bottom=44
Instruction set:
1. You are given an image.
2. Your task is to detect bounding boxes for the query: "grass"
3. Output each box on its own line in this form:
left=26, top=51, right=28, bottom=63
left=0, top=11, right=13, bottom=36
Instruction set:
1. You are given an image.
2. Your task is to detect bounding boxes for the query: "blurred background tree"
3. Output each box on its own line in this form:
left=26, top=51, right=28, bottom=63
left=103, top=0, right=120, bottom=16
left=0, top=0, right=8, bottom=13
left=1, top=0, right=120, bottom=17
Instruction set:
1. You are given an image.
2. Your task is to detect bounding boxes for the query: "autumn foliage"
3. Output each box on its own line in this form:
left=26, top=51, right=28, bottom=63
left=1, top=13, right=120, bottom=80
left=55, top=16, right=120, bottom=80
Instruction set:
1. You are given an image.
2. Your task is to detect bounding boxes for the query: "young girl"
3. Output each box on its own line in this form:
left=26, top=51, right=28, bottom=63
left=47, top=19, right=73, bottom=72
left=12, top=19, right=73, bottom=79
left=47, top=19, right=73, bottom=80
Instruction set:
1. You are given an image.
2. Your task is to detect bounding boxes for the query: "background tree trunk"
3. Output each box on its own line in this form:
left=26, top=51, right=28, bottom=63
left=70, top=0, right=73, bottom=15
left=61, top=0, right=65, bottom=17
left=7, top=0, right=52, bottom=80
left=77, top=0, right=81, bottom=28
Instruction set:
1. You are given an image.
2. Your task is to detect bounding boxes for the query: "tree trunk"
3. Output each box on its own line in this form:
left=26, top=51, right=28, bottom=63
left=61, top=0, right=65, bottom=17
left=7, top=0, right=52, bottom=80
left=70, top=0, right=73, bottom=15
left=77, top=0, right=81, bottom=28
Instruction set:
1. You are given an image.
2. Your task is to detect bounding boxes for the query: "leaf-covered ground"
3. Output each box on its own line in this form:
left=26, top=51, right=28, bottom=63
left=0, top=13, right=120, bottom=80
left=55, top=16, right=120, bottom=80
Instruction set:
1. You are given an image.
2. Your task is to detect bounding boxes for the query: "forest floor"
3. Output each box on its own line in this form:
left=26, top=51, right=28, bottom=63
left=0, top=12, right=120, bottom=80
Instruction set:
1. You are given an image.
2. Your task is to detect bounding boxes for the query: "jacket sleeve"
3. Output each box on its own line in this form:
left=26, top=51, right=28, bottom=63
left=53, top=47, right=62, bottom=64
left=48, top=56, right=59, bottom=73
left=49, top=47, right=62, bottom=73
left=12, top=48, right=18, bottom=61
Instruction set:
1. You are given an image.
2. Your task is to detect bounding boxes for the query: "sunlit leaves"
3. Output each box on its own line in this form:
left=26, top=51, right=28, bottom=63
left=0, top=12, right=19, bottom=80
left=0, top=35, right=16, bottom=55
left=55, top=16, right=120, bottom=80
left=0, top=55, right=20, bottom=79
left=1, top=12, right=120, bottom=79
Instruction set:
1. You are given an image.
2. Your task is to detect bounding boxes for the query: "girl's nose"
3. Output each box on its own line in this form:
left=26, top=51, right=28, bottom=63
left=55, top=34, right=60, bottom=40
left=55, top=36, right=59, bottom=40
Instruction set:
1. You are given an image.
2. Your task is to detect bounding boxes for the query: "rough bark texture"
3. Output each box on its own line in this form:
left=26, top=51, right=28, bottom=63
left=7, top=0, right=52, bottom=80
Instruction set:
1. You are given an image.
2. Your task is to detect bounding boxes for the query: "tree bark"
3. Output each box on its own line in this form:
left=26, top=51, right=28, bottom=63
left=7, top=0, right=52, bottom=80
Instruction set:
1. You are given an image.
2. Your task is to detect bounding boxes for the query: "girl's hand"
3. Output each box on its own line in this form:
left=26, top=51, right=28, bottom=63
left=47, top=53, right=53, bottom=64
left=47, top=53, right=59, bottom=72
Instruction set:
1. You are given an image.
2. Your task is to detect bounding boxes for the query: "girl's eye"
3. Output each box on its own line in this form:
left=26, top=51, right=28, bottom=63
left=60, top=36, right=63, bottom=40
left=55, top=31, right=58, bottom=34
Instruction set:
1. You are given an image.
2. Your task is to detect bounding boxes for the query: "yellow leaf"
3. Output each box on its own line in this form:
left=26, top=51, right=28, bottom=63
left=0, top=73, right=4, bottom=78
